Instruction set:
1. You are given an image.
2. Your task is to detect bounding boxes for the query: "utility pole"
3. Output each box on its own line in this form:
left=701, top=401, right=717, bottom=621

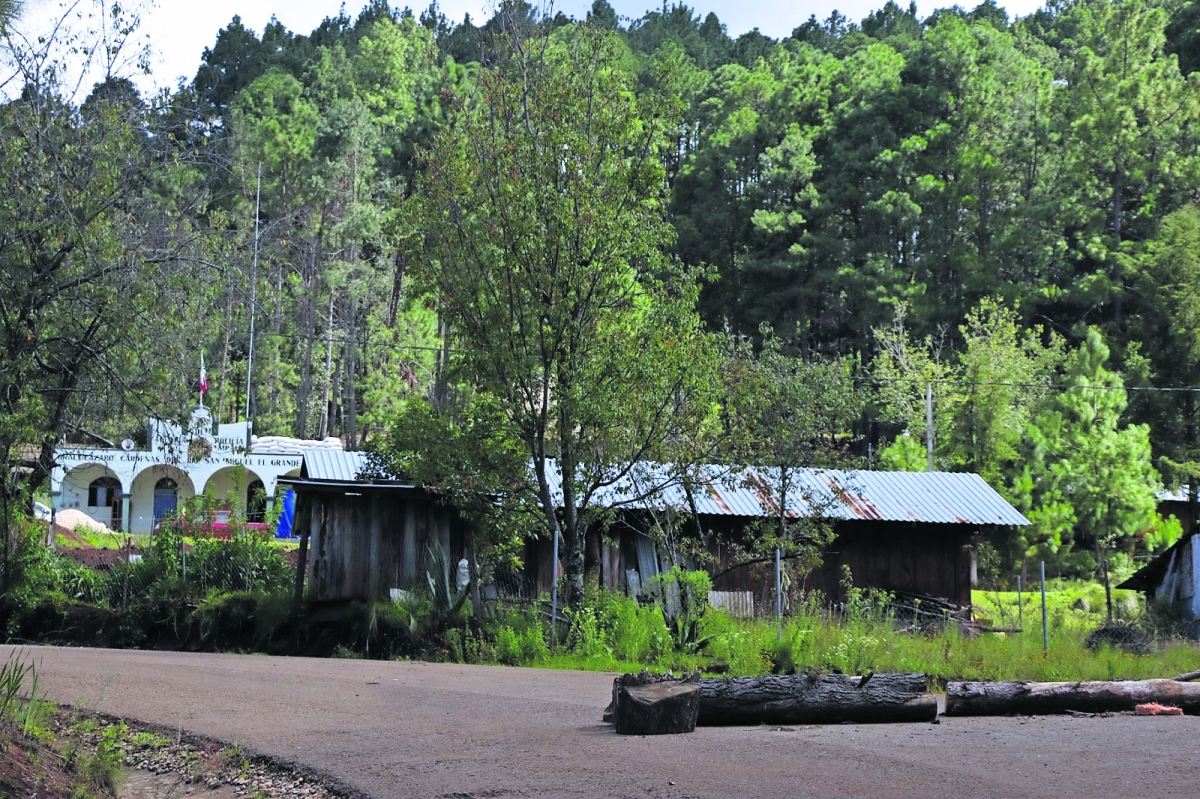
left=925, top=382, right=934, bottom=472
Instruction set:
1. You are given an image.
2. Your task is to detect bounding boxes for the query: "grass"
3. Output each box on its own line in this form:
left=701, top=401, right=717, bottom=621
left=56, top=528, right=298, bottom=552
left=56, top=528, right=143, bottom=550
left=457, top=580, right=1200, bottom=684
left=0, top=652, right=125, bottom=797
left=971, top=582, right=1142, bottom=631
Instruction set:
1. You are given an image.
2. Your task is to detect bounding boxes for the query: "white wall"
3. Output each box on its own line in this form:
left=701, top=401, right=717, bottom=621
left=59, top=463, right=120, bottom=529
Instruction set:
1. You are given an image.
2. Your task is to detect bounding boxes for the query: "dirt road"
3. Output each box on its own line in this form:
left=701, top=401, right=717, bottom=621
left=5, top=645, right=1197, bottom=799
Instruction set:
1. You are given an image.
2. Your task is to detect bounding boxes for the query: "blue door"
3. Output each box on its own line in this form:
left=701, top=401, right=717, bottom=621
left=153, top=478, right=178, bottom=524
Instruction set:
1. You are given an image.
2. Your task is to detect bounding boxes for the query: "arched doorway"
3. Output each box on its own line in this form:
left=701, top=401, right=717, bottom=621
left=247, top=479, right=266, bottom=523
left=88, top=476, right=122, bottom=530
left=153, top=478, right=179, bottom=524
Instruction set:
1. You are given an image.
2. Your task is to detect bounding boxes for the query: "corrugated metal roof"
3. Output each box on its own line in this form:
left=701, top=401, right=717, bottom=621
left=542, top=461, right=1028, bottom=526
left=1160, top=487, right=1191, bottom=502
left=301, top=449, right=370, bottom=482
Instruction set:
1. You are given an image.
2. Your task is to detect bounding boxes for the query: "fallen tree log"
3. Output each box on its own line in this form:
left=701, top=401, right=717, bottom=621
left=609, top=671, right=701, bottom=735
left=698, top=672, right=936, bottom=725
left=946, top=679, right=1200, bottom=716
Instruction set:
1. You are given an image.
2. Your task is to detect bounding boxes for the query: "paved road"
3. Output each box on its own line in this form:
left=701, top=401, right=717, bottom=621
left=6, top=645, right=1198, bottom=798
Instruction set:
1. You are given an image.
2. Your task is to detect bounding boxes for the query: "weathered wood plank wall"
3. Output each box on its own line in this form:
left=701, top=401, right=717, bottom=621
left=295, top=489, right=465, bottom=603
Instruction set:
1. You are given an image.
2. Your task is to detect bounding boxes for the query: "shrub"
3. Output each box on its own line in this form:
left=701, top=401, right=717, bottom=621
left=495, top=625, right=522, bottom=665
left=518, top=623, right=549, bottom=663
left=646, top=567, right=713, bottom=653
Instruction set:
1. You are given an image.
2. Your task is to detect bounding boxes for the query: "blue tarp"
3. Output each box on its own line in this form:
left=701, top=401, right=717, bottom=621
left=275, top=489, right=296, bottom=538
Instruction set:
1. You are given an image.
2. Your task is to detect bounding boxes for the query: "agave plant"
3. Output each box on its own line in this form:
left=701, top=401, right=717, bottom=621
left=425, top=541, right=471, bottom=621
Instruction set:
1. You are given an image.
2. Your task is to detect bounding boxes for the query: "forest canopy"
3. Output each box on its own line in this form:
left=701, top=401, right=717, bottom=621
left=5, top=0, right=1200, bottom=591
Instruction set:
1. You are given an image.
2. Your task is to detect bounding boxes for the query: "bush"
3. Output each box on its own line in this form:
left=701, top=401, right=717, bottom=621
left=647, top=567, right=713, bottom=652
left=493, top=622, right=548, bottom=665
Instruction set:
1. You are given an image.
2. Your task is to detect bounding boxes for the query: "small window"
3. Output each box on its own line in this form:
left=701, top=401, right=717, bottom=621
left=88, top=476, right=121, bottom=508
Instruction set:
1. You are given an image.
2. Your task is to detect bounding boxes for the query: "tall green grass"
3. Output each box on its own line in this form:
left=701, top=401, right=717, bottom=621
left=477, top=583, right=1200, bottom=683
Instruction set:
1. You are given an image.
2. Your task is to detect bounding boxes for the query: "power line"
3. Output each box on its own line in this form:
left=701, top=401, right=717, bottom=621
left=855, top=375, right=1200, bottom=394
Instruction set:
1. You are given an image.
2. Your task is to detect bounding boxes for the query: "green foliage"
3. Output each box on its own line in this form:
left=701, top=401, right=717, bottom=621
left=78, top=721, right=126, bottom=795
left=409, top=21, right=722, bottom=609
left=364, top=393, right=535, bottom=576
left=0, top=651, right=31, bottom=718
left=471, top=581, right=1198, bottom=683
left=722, top=324, right=864, bottom=574
left=3, top=522, right=106, bottom=609
left=0, top=652, right=52, bottom=744
left=872, top=299, right=1066, bottom=480
left=1017, top=329, right=1168, bottom=614
left=189, top=591, right=294, bottom=652
left=424, top=541, right=471, bottom=621
left=131, top=493, right=292, bottom=602
left=494, top=623, right=550, bottom=665
left=879, top=433, right=927, bottom=471
left=647, top=567, right=714, bottom=653
left=608, top=597, right=673, bottom=663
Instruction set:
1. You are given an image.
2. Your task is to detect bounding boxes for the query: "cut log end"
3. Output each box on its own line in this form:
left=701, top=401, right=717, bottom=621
left=611, top=673, right=701, bottom=735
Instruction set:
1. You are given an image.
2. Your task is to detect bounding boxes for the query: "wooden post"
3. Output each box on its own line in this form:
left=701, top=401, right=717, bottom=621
left=292, top=493, right=312, bottom=607
left=402, top=501, right=417, bottom=588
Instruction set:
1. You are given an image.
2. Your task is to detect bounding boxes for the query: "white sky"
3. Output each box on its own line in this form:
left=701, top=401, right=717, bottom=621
left=20, top=0, right=1048, bottom=93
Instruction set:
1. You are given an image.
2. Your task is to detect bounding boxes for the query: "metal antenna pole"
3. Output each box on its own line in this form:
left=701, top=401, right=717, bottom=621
left=926, top=382, right=934, bottom=472
left=246, top=164, right=261, bottom=445
left=1041, top=561, right=1049, bottom=652
left=775, top=547, right=782, bottom=640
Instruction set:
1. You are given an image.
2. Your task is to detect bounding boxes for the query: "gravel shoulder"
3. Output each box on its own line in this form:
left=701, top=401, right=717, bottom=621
left=8, top=644, right=1200, bottom=799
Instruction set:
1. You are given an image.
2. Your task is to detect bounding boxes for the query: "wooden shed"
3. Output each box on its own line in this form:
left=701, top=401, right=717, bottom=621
left=535, top=463, right=1028, bottom=610
left=283, top=451, right=470, bottom=604
left=1119, top=529, right=1200, bottom=622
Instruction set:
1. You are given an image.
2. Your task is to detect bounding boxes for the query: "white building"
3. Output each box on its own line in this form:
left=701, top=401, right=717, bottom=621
left=51, top=405, right=341, bottom=534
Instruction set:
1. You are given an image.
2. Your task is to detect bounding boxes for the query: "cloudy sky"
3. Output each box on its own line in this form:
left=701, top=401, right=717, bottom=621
left=20, top=0, right=1048, bottom=92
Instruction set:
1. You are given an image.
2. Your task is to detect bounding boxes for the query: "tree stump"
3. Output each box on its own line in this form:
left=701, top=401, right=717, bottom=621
left=698, top=672, right=936, bottom=725
left=608, top=671, right=701, bottom=735
left=946, top=679, right=1200, bottom=716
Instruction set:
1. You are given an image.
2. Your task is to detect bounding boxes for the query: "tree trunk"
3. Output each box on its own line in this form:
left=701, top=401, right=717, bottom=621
left=318, top=293, right=336, bottom=441
left=388, top=251, right=406, bottom=328
left=698, top=673, right=935, bottom=725
left=558, top=436, right=585, bottom=610
left=606, top=672, right=701, bottom=735
left=946, top=679, right=1200, bottom=716
left=344, top=298, right=358, bottom=451
left=296, top=239, right=318, bottom=438
left=1190, top=393, right=1197, bottom=531
left=432, top=311, right=450, bottom=408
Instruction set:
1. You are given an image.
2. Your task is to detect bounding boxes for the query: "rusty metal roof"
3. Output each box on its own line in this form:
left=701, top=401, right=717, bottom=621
left=543, top=462, right=1028, bottom=526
